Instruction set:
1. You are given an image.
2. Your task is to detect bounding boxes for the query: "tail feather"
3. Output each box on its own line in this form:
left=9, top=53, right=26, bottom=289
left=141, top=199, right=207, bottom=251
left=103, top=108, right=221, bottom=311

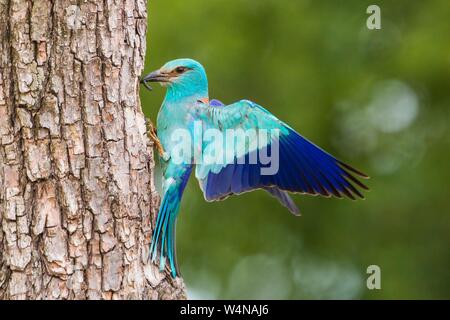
left=263, top=186, right=301, bottom=216
left=150, top=166, right=192, bottom=278
left=167, top=213, right=179, bottom=273
left=150, top=187, right=181, bottom=277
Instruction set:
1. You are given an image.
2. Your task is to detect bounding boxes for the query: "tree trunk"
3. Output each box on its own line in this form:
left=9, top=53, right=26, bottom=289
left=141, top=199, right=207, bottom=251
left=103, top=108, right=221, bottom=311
left=0, top=0, right=185, bottom=300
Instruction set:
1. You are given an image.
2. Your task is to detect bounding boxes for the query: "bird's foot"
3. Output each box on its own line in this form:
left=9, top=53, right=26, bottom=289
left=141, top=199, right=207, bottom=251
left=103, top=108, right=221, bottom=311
left=146, top=118, right=166, bottom=158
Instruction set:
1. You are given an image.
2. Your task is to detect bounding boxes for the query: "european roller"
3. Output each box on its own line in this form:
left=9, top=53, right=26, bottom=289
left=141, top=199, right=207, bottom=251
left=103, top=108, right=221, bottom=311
left=141, top=58, right=369, bottom=277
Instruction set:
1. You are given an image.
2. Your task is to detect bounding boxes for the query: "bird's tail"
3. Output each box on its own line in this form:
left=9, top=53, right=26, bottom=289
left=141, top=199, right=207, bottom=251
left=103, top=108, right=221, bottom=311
left=150, top=184, right=181, bottom=277
left=263, top=186, right=300, bottom=216
left=150, top=167, right=192, bottom=278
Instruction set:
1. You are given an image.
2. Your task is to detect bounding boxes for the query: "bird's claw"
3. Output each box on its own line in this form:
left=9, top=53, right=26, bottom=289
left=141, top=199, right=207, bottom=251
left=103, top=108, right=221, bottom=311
left=146, top=118, right=166, bottom=158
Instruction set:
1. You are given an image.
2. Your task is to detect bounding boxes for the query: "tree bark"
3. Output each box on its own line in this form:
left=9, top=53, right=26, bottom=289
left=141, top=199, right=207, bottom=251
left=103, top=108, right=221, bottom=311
left=0, top=0, right=185, bottom=299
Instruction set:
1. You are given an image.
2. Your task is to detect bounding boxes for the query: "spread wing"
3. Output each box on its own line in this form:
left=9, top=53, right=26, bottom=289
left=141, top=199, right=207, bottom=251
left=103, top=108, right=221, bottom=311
left=194, top=99, right=369, bottom=204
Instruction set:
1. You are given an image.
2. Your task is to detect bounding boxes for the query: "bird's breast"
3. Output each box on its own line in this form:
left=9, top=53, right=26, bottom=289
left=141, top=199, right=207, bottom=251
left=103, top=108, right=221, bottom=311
left=157, top=101, right=200, bottom=164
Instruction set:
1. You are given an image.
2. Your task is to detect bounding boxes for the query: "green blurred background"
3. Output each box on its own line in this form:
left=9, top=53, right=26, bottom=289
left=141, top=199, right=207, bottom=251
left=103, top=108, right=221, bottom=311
left=141, top=0, right=450, bottom=299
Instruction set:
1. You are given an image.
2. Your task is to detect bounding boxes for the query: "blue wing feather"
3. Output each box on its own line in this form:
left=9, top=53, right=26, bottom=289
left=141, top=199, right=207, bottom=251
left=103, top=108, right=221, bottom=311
left=210, top=99, right=225, bottom=107
left=195, top=99, right=368, bottom=213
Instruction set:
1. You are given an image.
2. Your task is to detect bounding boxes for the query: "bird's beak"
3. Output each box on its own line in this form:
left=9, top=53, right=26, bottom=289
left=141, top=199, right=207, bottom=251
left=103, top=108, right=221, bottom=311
left=140, top=70, right=169, bottom=91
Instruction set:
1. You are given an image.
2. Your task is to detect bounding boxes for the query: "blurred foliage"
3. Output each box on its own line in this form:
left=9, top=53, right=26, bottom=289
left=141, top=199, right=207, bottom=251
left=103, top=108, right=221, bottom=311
left=140, top=0, right=450, bottom=299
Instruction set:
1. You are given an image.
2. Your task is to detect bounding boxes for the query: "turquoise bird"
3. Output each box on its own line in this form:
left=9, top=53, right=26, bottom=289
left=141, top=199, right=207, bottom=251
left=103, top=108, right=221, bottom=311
left=141, top=58, right=369, bottom=277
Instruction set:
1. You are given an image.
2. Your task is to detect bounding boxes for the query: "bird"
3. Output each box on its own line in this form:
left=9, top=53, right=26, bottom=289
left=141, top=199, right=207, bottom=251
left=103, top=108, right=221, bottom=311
left=141, top=58, right=369, bottom=277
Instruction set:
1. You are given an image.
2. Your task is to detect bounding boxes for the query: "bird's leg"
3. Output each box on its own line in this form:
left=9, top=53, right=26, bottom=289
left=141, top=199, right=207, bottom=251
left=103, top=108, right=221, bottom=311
left=146, top=117, right=165, bottom=158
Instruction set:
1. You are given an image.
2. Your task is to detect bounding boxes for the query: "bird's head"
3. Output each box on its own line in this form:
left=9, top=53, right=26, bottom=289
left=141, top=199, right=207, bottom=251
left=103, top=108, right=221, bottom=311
left=141, top=58, right=208, bottom=100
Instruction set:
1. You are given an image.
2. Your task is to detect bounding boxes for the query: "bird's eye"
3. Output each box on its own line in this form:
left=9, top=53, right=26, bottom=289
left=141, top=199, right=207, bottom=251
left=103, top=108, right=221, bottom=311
left=175, top=67, right=187, bottom=74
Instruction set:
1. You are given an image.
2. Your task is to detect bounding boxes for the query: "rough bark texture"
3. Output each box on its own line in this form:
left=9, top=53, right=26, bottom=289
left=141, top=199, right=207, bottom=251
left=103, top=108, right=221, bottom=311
left=0, top=0, right=185, bottom=299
